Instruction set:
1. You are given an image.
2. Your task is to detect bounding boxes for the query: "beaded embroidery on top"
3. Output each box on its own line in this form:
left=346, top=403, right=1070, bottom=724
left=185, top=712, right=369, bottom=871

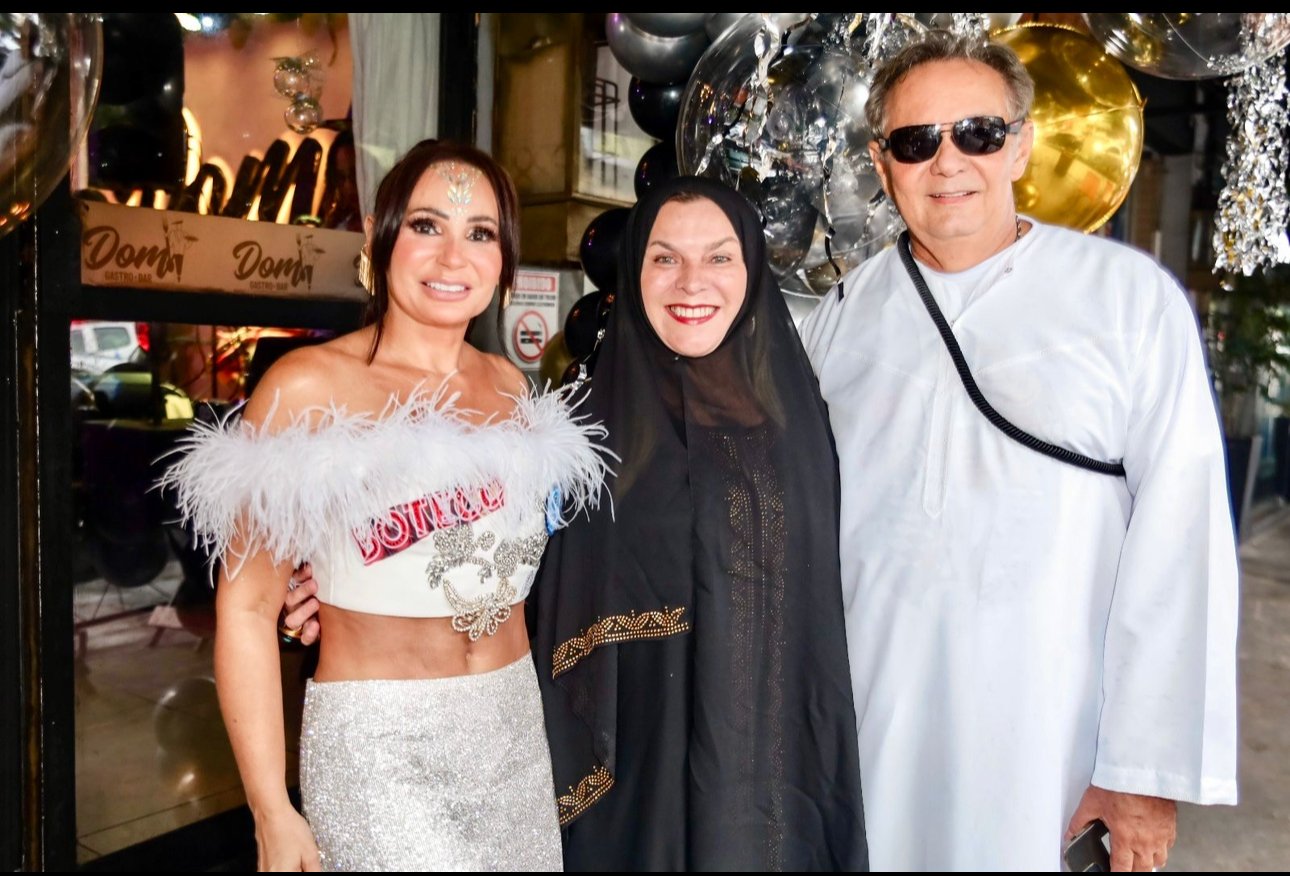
left=424, top=523, right=549, bottom=640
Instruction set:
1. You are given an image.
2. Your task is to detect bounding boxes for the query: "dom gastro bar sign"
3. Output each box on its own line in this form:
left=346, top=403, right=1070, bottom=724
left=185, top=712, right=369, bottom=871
left=79, top=201, right=367, bottom=301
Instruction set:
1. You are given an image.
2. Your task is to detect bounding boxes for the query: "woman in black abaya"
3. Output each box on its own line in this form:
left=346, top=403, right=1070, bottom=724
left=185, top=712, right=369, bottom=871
left=533, top=176, right=868, bottom=871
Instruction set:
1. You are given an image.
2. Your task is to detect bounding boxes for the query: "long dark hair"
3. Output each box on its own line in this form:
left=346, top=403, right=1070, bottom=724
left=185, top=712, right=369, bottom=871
left=364, top=139, right=521, bottom=361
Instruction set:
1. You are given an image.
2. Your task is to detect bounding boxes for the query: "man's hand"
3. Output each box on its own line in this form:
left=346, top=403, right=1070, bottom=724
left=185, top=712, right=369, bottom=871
left=282, top=563, right=321, bottom=647
left=1066, top=785, right=1176, bottom=872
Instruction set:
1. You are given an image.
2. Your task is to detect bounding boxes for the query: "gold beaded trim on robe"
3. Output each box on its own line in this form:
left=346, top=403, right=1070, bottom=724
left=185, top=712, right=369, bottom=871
left=556, top=765, right=615, bottom=826
left=551, top=607, right=691, bottom=678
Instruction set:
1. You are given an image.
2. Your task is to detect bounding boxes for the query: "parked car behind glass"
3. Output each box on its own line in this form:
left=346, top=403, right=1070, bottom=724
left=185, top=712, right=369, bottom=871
left=70, top=320, right=147, bottom=374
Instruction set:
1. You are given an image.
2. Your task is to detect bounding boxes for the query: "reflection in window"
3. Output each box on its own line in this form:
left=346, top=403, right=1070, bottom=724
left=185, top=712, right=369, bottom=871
left=75, top=13, right=359, bottom=233
left=73, top=322, right=327, bottom=864
left=577, top=42, right=653, bottom=203
left=72, top=320, right=145, bottom=376
left=93, top=326, right=133, bottom=351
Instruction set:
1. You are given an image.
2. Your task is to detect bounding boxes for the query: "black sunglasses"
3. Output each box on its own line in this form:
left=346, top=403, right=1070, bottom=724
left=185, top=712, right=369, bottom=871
left=876, top=116, right=1026, bottom=164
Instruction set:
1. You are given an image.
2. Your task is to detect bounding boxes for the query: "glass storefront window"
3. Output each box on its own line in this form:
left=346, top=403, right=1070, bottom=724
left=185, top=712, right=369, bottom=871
left=72, top=320, right=328, bottom=864
left=67, top=19, right=364, bottom=860
left=577, top=41, right=652, bottom=204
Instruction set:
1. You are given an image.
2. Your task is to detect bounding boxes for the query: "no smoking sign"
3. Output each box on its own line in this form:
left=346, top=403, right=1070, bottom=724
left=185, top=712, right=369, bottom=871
left=503, top=269, right=561, bottom=369
left=511, top=310, right=549, bottom=364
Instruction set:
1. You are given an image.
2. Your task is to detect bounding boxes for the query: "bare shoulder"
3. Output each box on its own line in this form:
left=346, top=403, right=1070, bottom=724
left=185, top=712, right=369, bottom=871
left=241, top=332, right=370, bottom=430
left=480, top=350, right=530, bottom=397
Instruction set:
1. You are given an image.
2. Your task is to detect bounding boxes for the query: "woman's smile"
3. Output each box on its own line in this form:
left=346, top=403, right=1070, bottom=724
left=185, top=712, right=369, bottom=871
left=665, top=304, right=719, bottom=324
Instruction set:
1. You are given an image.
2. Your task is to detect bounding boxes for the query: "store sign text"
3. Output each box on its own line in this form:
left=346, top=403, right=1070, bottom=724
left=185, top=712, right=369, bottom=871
left=230, top=237, right=320, bottom=293
left=82, top=225, right=185, bottom=280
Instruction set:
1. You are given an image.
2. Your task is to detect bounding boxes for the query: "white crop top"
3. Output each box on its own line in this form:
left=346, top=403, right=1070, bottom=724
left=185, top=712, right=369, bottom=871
left=158, top=388, right=609, bottom=639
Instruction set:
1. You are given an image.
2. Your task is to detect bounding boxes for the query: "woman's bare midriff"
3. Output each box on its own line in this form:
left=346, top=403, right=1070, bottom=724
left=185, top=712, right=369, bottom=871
left=312, top=602, right=531, bottom=681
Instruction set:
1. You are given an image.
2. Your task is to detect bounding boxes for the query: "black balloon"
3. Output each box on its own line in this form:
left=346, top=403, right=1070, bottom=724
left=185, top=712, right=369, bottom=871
left=99, top=13, right=184, bottom=105
left=605, top=13, right=709, bottom=84
left=579, top=208, right=631, bottom=291
left=564, top=289, right=617, bottom=359
left=628, top=77, right=685, bottom=141
left=89, top=124, right=186, bottom=190
left=625, top=13, right=708, bottom=38
left=88, top=530, right=170, bottom=589
left=634, top=141, right=680, bottom=200
left=93, top=13, right=186, bottom=189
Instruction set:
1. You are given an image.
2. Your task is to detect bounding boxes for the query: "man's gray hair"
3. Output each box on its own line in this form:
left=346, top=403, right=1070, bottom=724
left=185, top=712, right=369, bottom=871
left=864, top=30, right=1035, bottom=135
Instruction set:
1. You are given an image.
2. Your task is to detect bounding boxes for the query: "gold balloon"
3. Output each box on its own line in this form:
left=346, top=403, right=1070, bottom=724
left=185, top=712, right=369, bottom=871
left=539, top=331, right=575, bottom=391
left=993, top=23, right=1144, bottom=233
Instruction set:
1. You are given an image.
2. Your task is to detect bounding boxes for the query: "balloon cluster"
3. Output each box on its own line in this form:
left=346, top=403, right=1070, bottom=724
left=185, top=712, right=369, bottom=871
left=606, top=14, right=721, bottom=202
left=540, top=285, right=615, bottom=391
left=678, top=14, right=926, bottom=297
left=665, top=13, right=1290, bottom=286
left=273, top=52, right=325, bottom=135
left=1, top=13, right=102, bottom=240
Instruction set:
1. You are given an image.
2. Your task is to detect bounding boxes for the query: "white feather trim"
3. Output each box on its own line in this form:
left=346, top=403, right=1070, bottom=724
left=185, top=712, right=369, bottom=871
left=155, top=386, right=612, bottom=577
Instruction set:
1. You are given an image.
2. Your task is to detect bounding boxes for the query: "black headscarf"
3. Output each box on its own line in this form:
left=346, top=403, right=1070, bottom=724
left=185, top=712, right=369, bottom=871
left=533, top=176, right=867, bottom=871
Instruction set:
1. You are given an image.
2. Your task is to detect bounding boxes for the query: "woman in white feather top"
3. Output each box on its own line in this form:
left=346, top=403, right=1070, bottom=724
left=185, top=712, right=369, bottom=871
left=159, top=140, right=609, bottom=872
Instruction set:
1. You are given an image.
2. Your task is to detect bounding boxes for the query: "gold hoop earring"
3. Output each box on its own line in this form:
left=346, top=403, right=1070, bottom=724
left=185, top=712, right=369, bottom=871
left=357, top=246, right=374, bottom=296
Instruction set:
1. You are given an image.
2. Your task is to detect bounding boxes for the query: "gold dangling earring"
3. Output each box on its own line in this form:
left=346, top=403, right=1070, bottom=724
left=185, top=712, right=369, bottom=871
left=357, top=246, right=374, bottom=296
left=500, top=286, right=512, bottom=309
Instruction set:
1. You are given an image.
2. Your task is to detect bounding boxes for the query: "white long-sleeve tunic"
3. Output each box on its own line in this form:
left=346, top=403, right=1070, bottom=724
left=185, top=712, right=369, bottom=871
left=799, top=219, right=1239, bottom=871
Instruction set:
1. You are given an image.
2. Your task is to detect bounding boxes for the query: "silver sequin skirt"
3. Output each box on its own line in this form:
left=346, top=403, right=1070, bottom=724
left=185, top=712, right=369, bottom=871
left=300, top=654, right=563, bottom=872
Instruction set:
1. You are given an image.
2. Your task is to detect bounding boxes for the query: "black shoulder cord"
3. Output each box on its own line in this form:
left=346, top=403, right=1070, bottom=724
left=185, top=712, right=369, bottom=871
left=896, top=231, right=1126, bottom=478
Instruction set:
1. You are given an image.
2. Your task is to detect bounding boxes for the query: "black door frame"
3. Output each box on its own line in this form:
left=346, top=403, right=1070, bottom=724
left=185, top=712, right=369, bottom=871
left=2, top=178, right=80, bottom=873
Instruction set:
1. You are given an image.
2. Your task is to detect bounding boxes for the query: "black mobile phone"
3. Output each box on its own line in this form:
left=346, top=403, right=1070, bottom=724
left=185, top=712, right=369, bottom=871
left=1064, top=819, right=1111, bottom=872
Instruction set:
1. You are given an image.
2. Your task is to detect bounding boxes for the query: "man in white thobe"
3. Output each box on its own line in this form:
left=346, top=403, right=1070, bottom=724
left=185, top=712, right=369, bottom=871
left=799, top=31, right=1239, bottom=871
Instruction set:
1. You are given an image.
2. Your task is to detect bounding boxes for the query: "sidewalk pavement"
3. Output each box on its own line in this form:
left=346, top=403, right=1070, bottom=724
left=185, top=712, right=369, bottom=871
left=1169, top=504, right=1290, bottom=871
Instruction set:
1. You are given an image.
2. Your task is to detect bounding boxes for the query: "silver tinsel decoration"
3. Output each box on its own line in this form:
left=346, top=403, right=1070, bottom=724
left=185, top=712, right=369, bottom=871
left=947, top=13, right=991, bottom=40
left=861, top=12, right=894, bottom=65
left=1212, top=49, right=1290, bottom=277
left=1248, top=13, right=1290, bottom=59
